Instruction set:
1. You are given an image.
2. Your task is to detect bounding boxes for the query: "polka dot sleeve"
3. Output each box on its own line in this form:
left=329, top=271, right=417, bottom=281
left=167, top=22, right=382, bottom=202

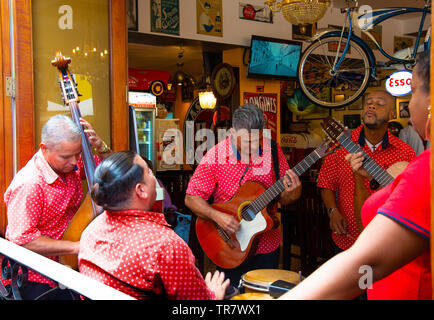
left=5, top=181, right=43, bottom=245
left=185, top=152, right=217, bottom=201
left=155, top=237, right=215, bottom=300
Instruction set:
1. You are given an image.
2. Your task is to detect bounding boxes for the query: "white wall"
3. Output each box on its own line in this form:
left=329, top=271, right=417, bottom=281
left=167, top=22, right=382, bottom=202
left=137, top=0, right=423, bottom=62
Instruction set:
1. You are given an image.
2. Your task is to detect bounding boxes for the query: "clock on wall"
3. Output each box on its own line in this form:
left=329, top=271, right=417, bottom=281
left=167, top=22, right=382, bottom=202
left=211, top=63, right=236, bottom=101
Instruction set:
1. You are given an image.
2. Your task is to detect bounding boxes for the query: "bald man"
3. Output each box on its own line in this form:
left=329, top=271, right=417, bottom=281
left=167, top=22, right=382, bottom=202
left=317, top=90, right=415, bottom=254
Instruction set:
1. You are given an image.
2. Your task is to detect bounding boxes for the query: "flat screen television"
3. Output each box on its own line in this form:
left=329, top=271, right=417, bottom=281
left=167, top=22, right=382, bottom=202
left=247, top=35, right=302, bottom=81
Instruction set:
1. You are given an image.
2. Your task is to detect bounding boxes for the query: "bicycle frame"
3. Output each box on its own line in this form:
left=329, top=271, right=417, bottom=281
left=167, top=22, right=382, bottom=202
left=358, top=6, right=430, bottom=62
left=333, top=1, right=430, bottom=73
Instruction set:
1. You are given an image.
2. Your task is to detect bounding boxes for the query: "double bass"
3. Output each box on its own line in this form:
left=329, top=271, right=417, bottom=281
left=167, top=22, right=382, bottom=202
left=51, top=51, right=99, bottom=269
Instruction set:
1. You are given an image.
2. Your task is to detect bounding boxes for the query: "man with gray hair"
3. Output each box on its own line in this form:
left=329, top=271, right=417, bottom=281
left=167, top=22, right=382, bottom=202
left=3, top=114, right=111, bottom=299
left=185, top=104, right=301, bottom=288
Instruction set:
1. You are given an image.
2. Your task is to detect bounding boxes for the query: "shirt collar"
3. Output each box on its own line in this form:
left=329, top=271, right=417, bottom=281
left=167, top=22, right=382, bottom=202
left=35, top=149, right=62, bottom=185
left=229, top=135, right=263, bottom=161
left=106, top=209, right=170, bottom=227
left=357, top=126, right=390, bottom=151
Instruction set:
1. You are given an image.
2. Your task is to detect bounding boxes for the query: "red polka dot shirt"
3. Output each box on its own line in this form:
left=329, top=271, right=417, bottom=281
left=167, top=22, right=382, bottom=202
left=186, top=136, right=290, bottom=255
left=78, top=210, right=216, bottom=300
left=317, top=125, right=415, bottom=250
left=3, top=150, right=100, bottom=287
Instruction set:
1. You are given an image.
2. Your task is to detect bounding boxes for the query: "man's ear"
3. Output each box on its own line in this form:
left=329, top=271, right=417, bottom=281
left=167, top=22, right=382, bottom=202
left=135, top=183, right=148, bottom=201
left=40, top=142, right=49, bottom=154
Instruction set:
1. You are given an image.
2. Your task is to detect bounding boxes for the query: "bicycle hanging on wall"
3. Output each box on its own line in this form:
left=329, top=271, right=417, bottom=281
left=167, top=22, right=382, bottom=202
left=297, top=0, right=431, bottom=108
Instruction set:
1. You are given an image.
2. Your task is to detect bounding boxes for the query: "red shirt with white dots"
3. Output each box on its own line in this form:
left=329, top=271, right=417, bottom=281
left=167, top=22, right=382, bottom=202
left=3, top=149, right=100, bottom=287
left=78, top=210, right=216, bottom=300
left=317, top=125, right=415, bottom=250
left=186, top=136, right=290, bottom=255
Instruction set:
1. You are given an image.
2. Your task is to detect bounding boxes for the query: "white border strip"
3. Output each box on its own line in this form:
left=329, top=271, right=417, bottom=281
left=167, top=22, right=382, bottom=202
left=0, top=238, right=135, bottom=300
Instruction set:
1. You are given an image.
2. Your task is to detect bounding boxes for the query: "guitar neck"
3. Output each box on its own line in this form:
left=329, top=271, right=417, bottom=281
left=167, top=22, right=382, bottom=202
left=68, top=101, right=96, bottom=187
left=249, top=149, right=322, bottom=212
left=337, top=133, right=394, bottom=187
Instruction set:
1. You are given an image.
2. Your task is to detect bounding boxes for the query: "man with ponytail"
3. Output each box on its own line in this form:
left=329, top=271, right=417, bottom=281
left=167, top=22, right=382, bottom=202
left=78, top=151, right=230, bottom=300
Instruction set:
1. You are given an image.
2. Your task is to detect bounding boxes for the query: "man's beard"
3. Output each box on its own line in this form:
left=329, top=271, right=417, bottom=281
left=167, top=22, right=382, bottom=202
left=363, top=114, right=388, bottom=129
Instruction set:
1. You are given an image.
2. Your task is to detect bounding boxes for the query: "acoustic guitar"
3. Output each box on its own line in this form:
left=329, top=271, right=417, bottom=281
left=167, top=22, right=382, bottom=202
left=195, top=139, right=337, bottom=269
left=321, top=117, right=409, bottom=232
left=51, top=51, right=98, bottom=269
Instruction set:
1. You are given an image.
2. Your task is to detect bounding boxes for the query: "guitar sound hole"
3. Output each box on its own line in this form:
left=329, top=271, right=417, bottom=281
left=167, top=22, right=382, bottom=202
left=241, top=206, right=255, bottom=222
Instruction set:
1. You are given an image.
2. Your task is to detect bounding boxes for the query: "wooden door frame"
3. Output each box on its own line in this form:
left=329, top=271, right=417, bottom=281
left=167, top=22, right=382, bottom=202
left=0, top=0, right=13, bottom=236
left=0, top=0, right=128, bottom=237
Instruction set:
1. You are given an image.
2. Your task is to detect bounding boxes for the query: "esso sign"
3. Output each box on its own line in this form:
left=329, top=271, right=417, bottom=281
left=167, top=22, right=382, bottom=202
left=385, top=70, right=412, bottom=96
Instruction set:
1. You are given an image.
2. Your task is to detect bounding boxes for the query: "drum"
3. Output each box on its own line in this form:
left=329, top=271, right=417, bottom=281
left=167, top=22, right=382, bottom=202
left=231, top=293, right=275, bottom=300
left=240, top=269, right=301, bottom=294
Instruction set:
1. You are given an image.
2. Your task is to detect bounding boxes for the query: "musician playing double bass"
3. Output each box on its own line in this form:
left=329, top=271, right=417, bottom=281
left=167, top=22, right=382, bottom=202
left=3, top=114, right=112, bottom=300
left=185, top=104, right=302, bottom=287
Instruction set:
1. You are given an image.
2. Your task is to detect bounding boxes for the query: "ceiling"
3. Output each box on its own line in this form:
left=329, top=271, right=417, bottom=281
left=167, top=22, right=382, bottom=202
left=128, top=0, right=429, bottom=81
left=332, top=0, right=427, bottom=10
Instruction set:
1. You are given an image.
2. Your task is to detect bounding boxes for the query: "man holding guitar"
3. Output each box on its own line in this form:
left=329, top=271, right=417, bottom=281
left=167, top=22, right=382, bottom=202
left=3, top=115, right=111, bottom=299
left=185, top=104, right=301, bottom=287
left=317, top=90, right=415, bottom=254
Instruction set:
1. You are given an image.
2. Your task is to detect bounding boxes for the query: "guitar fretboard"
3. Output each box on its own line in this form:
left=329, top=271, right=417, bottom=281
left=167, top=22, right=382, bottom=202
left=337, top=133, right=394, bottom=187
left=244, top=149, right=322, bottom=217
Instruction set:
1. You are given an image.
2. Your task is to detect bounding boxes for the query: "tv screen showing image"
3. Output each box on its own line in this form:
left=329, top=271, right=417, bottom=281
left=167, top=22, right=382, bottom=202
left=247, top=35, right=302, bottom=81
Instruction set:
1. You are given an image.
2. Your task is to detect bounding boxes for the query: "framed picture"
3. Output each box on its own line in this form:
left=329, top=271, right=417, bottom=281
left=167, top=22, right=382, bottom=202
left=197, top=0, right=223, bottom=37
left=151, top=0, right=180, bottom=35
left=327, top=24, right=350, bottom=53
left=293, top=105, right=330, bottom=121
left=292, top=23, right=316, bottom=40
left=394, top=36, right=414, bottom=54
left=344, top=114, right=361, bottom=129
left=398, top=100, right=410, bottom=118
left=127, top=0, right=138, bottom=31
left=348, top=95, right=364, bottom=110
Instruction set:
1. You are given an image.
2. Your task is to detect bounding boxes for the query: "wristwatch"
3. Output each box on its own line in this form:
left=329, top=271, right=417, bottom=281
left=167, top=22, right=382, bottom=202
left=327, top=207, right=337, bottom=216
left=96, top=141, right=110, bottom=154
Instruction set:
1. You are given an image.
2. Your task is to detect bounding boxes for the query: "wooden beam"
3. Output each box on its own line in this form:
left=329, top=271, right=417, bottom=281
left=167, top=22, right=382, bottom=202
left=0, top=0, right=13, bottom=237
left=109, top=0, right=129, bottom=151
left=13, top=0, right=35, bottom=168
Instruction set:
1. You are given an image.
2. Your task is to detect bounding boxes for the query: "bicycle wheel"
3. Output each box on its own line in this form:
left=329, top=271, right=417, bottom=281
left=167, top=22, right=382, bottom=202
left=298, top=35, right=372, bottom=108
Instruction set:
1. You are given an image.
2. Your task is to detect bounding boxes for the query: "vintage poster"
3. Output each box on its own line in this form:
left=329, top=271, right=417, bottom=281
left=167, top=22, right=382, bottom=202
left=243, top=93, right=278, bottom=141
left=151, top=0, right=180, bottom=35
left=238, top=3, right=272, bottom=23
left=196, top=0, right=222, bottom=37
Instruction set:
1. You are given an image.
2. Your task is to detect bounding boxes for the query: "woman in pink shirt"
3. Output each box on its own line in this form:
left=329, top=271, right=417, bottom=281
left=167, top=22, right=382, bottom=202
left=78, top=151, right=229, bottom=299
left=280, top=50, right=431, bottom=300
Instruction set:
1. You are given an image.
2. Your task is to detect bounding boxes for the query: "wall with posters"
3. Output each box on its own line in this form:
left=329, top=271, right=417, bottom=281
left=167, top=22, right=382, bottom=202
left=135, top=0, right=426, bottom=63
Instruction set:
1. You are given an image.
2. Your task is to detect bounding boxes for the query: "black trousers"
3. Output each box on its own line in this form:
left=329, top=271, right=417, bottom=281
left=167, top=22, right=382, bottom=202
left=19, top=282, right=79, bottom=300
left=217, top=247, right=280, bottom=289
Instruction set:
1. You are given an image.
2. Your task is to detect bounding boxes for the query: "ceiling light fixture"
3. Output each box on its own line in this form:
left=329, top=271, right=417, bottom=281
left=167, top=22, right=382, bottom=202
left=265, top=0, right=330, bottom=28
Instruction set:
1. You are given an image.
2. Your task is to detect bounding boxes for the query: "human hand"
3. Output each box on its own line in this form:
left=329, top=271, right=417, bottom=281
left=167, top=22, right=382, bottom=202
left=329, top=209, right=348, bottom=236
left=213, top=211, right=240, bottom=236
left=204, top=270, right=230, bottom=300
left=282, top=169, right=301, bottom=193
left=79, top=117, right=104, bottom=150
left=345, top=152, right=372, bottom=180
